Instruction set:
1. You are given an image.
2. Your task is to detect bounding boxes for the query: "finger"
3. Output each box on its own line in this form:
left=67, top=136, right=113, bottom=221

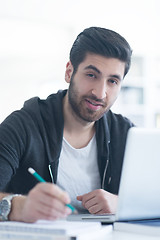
left=39, top=195, right=72, bottom=214
left=79, top=190, right=100, bottom=203
left=25, top=206, right=67, bottom=222
left=88, top=204, right=102, bottom=214
left=36, top=190, right=67, bottom=210
left=94, top=209, right=110, bottom=214
left=81, top=194, right=95, bottom=208
left=83, top=197, right=98, bottom=209
left=36, top=203, right=71, bottom=219
left=37, top=183, right=71, bottom=204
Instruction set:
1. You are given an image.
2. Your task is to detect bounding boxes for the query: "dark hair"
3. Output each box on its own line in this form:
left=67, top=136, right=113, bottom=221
left=70, top=27, right=132, bottom=77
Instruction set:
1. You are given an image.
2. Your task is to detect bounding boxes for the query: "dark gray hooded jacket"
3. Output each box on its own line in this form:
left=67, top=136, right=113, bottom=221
left=0, top=90, right=134, bottom=195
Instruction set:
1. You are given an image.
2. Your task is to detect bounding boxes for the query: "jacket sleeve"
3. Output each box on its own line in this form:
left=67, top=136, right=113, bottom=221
left=0, top=111, right=27, bottom=190
left=0, top=96, right=54, bottom=193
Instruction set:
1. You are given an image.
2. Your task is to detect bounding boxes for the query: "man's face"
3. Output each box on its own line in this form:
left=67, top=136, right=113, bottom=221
left=65, top=53, right=125, bottom=123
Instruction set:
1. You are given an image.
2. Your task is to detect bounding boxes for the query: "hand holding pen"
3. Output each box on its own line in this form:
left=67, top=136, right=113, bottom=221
left=12, top=168, right=76, bottom=223
left=28, top=168, right=77, bottom=216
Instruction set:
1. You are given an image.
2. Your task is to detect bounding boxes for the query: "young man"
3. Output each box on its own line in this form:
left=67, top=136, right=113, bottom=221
left=0, top=27, right=134, bottom=222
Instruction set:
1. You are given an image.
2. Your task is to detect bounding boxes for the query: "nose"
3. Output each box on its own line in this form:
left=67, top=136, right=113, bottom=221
left=91, top=80, right=107, bottom=100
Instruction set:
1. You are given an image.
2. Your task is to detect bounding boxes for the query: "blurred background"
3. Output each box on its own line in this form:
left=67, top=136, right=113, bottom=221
left=0, top=0, right=160, bottom=127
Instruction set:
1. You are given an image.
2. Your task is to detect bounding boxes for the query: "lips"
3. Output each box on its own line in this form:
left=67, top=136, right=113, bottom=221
left=87, top=99, right=102, bottom=106
left=85, top=99, right=103, bottom=111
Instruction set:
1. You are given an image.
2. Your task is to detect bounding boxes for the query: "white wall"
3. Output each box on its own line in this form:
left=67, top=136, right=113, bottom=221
left=0, top=0, right=160, bottom=124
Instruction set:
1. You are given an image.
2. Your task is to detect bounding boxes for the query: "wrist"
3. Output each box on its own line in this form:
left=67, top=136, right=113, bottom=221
left=9, top=195, right=26, bottom=221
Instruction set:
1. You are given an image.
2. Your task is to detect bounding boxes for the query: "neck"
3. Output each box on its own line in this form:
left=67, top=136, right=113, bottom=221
left=63, top=93, right=95, bottom=148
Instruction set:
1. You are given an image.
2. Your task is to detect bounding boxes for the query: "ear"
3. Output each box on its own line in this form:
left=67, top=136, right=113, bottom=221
left=65, top=61, right=74, bottom=83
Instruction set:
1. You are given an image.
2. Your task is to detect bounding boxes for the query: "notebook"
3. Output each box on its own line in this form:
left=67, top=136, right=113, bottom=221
left=0, top=219, right=112, bottom=239
left=67, top=127, right=160, bottom=223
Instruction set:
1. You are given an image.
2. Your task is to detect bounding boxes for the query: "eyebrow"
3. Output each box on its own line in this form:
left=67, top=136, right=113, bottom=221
left=84, top=65, right=101, bottom=74
left=84, top=65, right=122, bottom=81
left=110, top=74, right=122, bottom=81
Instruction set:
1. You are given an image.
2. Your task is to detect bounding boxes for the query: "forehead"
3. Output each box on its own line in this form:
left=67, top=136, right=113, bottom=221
left=78, top=53, right=125, bottom=77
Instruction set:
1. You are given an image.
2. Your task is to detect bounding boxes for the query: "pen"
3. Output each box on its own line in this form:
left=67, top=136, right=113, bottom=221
left=28, top=167, right=77, bottom=213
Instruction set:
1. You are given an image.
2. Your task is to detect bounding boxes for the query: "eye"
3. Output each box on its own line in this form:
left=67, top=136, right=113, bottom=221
left=108, top=79, right=118, bottom=85
left=86, top=73, right=96, bottom=78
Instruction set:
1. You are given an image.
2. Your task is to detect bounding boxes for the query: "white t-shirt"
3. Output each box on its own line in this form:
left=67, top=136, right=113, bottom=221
left=56, top=134, right=101, bottom=213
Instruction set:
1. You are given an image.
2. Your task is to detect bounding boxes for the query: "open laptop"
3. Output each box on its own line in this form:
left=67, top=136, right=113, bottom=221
left=67, top=127, right=160, bottom=223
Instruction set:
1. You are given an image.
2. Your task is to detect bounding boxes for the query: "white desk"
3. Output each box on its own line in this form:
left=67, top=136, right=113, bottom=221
left=104, top=228, right=159, bottom=240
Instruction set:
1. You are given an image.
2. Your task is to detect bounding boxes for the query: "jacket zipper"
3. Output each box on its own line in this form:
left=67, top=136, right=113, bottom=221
left=102, top=140, right=110, bottom=189
left=102, top=159, right=109, bottom=189
left=48, top=164, right=54, bottom=183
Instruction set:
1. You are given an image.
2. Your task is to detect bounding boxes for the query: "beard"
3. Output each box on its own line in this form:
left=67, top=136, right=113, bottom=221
left=68, top=75, right=109, bottom=123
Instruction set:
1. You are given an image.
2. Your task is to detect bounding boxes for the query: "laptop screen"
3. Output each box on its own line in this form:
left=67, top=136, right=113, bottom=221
left=116, top=127, right=160, bottom=221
